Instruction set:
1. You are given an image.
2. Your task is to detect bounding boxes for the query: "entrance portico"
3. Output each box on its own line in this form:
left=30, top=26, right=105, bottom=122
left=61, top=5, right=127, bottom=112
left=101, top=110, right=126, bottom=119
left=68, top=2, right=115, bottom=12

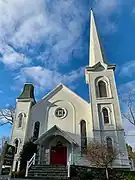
left=35, top=125, right=79, bottom=166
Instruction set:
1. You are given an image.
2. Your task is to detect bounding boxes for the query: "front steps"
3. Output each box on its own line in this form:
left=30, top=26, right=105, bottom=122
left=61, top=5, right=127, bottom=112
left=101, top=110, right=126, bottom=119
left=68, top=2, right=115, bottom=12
left=27, top=164, right=68, bottom=179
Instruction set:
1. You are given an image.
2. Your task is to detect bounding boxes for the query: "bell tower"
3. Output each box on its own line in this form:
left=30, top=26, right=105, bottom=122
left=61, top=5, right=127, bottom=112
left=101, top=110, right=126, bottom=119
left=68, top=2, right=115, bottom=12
left=11, top=83, right=36, bottom=171
left=85, top=10, right=130, bottom=168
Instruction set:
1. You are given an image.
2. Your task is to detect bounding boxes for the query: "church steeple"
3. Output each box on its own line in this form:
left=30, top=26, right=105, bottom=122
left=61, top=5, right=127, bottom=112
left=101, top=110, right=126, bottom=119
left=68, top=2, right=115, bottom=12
left=85, top=10, right=129, bottom=169
left=89, top=10, right=106, bottom=66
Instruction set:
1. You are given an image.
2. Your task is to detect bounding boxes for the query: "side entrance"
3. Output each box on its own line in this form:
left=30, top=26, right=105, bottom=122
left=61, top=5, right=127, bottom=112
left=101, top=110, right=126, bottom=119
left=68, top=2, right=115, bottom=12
left=50, top=146, right=67, bottom=166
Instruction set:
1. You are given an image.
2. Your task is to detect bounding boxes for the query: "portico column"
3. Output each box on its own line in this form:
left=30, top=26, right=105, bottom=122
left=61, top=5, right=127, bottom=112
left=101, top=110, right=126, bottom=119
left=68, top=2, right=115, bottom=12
left=71, top=143, right=74, bottom=165
left=41, top=145, right=44, bottom=164
left=38, top=145, right=42, bottom=164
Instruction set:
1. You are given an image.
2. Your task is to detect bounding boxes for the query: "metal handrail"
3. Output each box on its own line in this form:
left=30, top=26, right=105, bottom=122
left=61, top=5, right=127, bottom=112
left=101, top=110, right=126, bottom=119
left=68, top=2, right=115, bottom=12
left=25, top=153, right=36, bottom=177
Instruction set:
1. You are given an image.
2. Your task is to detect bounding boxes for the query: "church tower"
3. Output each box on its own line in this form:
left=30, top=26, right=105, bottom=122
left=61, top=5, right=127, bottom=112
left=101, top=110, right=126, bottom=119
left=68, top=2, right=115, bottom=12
left=85, top=10, right=129, bottom=167
left=10, top=84, right=36, bottom=171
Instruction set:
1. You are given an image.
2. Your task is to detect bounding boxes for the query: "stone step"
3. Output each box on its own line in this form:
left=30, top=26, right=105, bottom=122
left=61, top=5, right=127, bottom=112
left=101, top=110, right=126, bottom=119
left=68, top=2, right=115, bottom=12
left=29, top=168, right=67, bottom=171
left=27, top=176, right=68, bottom=180
left=27, top=165, right=68, bottom=179
left=29, top=170, right=67, bottom=173
left=31, top=166, right=67, bottom=169
left=30, top=167, right=67, bottom=170
left=28, top=172, right=68, bottom=177
left=28, top=171, right=67, bottom=174
left=29, top=169, right=67, bottom=173
left=30, top=168, right=67, bottom=171
left=28, top=173, right=67, bottom=177
left=31, top=165, right=66, bottom=167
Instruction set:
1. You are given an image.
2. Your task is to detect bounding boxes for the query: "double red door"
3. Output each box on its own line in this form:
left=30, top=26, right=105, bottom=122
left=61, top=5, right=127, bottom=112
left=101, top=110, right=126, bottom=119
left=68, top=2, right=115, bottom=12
left=50, top=146, right=67, bottom=166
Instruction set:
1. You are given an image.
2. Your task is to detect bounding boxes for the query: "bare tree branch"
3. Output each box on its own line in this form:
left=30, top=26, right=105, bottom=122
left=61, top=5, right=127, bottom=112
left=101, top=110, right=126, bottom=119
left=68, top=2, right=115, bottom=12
left=121, top=89, right=135, bottom=126
left=0, top=106, right=15, bottom=126
left=86, top=141, right=120, bottom=179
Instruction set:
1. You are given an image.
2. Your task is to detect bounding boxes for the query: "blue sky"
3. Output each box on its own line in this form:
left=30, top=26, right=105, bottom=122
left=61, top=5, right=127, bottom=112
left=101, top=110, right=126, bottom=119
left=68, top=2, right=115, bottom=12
left=0, top=0, right=135, bottom=149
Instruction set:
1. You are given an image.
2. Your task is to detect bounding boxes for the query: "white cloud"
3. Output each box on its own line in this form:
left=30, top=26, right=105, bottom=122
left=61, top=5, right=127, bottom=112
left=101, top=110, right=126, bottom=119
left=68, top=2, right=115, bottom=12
left=0, top=0, right=87, bottom=68
left=0, top=0, right=125, bottom=69
left=14, top=66, right=84, bottom=91
left=132, top=7, right=135, bottom=14
left=0, top=118, right=8, bottom=126
left=94, top=0, right=119, bottom=15
left=93, top=0, right=121, bottom=33
left=119, top=80, right=135, bottom=94
left=0, top=44, right=29, bottom=68
left=119, top=60, right=135, bottom=77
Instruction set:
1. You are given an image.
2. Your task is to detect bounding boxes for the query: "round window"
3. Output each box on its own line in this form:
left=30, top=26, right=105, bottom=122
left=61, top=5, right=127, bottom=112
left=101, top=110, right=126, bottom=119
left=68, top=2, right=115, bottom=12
left=55, top=107, right=67, bottom=119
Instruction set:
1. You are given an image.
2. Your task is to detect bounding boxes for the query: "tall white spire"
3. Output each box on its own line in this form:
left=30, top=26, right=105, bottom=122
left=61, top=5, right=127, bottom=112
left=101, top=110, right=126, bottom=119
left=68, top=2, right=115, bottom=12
left=89, top=10, right=106, bottom=66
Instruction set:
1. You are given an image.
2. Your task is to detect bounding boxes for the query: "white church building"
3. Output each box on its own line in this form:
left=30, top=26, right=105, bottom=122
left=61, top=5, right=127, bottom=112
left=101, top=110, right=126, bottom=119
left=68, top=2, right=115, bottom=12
left=10, top=11, right=130, bottom=171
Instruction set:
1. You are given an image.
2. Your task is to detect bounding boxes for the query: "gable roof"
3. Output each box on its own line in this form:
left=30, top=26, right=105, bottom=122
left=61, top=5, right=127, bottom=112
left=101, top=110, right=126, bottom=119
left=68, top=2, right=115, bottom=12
left=35, top=125, right=79, bottom=146
left=33, top=83, right=89, bottom=107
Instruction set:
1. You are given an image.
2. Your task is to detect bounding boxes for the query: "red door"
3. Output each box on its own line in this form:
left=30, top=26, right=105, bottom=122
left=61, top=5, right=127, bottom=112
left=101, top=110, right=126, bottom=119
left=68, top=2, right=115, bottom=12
left=50, top=146, right=67, bottom=165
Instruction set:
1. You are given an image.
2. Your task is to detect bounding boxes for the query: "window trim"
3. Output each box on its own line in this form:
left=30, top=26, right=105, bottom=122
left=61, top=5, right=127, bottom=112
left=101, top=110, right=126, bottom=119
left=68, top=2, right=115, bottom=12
left=102, top=107, right=110, bottom=124
left=106, top=137, right=113, bottom=152
left=17, top=113, right=26, bottom=128
left=98, top=80, right=107, bottom=98
left=18, top=114, right=23, bottom=128
left=95, top=76, right=112, bottom=99
left=33, top=121, right=40, bottom=141
left=54, top=107, right=67, bottom=119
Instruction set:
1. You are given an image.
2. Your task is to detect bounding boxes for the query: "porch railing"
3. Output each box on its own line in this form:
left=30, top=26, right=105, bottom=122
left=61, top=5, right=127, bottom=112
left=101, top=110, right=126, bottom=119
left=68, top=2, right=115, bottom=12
left=67, top=153, right=72, bottom=178
left=25, top=153, right=36, bottom=177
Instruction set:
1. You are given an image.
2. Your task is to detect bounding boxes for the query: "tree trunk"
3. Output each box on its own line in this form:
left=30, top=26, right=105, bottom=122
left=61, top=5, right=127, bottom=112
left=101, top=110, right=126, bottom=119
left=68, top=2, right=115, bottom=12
left=105, top=168, right=109, bottom=179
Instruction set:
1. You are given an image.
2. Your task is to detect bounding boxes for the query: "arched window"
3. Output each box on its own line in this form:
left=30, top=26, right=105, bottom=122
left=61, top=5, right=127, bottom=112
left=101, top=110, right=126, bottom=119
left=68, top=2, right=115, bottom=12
left=14, top=139, right=19, bottom=154
left=80, top=120, right=87, bottom=154
left=98, top=80, right=107, bottom=97
left=106, top=137, right=113, bottom=152
left=33, top=121, right=40, bottom=141
left=102, top=108, right=109, bottom=124
left=18, top=113, right=23, bottom=128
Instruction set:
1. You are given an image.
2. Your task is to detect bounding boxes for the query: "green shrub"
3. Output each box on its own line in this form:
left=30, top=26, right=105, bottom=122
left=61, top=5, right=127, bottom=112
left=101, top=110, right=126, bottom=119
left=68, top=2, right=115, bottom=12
left=70, top=166, right=135, bottom=180
left=11, top=169, right=25, bottom=178
left=19, top=139, right=37, bottom=172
